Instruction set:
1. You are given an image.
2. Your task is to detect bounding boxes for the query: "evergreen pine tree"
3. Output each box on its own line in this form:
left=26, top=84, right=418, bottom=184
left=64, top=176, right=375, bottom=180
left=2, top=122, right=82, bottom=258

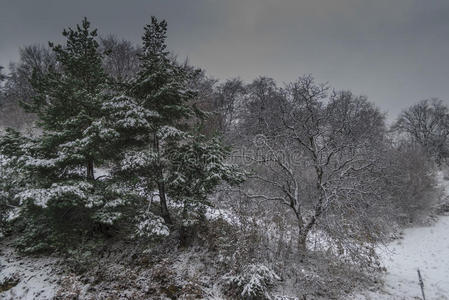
left=103, top=17, right=243, bottom=235
left=25, top=17, right=110, bottom=179
left=0, top=17, right=244, bottom=247
left=0, top=18, right=122, bottom=252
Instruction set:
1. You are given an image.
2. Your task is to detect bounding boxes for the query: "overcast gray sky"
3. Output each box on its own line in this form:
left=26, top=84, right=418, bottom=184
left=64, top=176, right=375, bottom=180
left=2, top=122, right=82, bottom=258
left=1, top=0, right=448, bottom=120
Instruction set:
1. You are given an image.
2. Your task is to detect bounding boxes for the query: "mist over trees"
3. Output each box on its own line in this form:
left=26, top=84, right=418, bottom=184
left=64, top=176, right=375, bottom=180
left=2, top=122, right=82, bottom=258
left=0, top=16, right=447, bottom=299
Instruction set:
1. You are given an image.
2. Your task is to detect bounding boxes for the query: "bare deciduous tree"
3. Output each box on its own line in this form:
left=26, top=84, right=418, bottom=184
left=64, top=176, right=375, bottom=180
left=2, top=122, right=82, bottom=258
left=242, top=76, right=284, bottom=136
left=215, top=78, right=246, bottom=134
left=394, top=98, right=449, bottom=164
left=239, top=76, right=388, bottom=259
left=0, top=45, right=55, bottom=128
left=5, top=45, right=55, bottom=104
left=100, top=35, right=140, bottom=83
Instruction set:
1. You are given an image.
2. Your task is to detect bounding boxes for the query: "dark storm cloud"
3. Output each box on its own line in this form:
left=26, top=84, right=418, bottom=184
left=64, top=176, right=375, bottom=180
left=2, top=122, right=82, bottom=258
left=1, top=0, right=449, bottom=120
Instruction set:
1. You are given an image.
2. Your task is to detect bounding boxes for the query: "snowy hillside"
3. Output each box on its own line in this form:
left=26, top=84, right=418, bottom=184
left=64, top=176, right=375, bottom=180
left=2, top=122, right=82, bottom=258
left=2, top=11, right=449, bottom=300
left=353, top=216, right=449, bottom=299
left=0, top=244, right=60, bottom=300
left=382, top=216, right=449, bottom=299
left=353, top=172, right=449, bottom=300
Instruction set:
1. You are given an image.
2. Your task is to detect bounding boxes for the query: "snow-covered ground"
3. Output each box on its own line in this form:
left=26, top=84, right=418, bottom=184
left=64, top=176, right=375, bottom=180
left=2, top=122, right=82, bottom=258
left=354, top=172, right=449, bottom=300
left=384, top=216, right=449, bottom=299
left=0, top=244, right=61, bottom=299
left=353, top=216, right=449, bottom=299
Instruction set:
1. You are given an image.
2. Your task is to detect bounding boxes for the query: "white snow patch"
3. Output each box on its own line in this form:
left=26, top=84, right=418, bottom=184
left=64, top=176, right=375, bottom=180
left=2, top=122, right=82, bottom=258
left=94, top=167, right=109, bottom=179
left=0, top=245, right=61, bottom=300
left=372, top=216, right=449, bottom=299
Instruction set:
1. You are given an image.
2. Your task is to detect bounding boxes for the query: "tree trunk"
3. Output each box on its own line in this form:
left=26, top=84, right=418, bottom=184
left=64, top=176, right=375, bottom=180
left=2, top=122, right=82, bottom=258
left=87, top=160, right=94, bottom=179
left=293, top=203, right=307, bottom=254
left=298, top=230, right=308, bottom=253
left=158, top=179, right=172, bottom=225
left=154, top=134, right=172, bottom=225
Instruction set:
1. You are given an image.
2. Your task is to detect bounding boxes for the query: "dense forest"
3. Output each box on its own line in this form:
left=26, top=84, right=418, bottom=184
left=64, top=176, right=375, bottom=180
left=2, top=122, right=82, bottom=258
left=1, top=17, right=448, bottom=299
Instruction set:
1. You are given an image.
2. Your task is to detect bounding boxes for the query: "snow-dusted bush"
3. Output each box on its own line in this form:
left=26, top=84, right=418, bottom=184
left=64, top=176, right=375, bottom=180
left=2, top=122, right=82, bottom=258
left=384, top=141, right=439, bottom=225
left=135, top=210, right=170, bottom=237
left=223, top=264, right=280, bottom=300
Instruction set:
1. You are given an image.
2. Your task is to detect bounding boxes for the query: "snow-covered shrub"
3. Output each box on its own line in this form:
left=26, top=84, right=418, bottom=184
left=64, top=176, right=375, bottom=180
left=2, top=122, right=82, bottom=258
left=135, top=210, right=170, bottom=238
left=64, top=238, right=108, bottom=275
left=384, top=141, right=439, bottom=225
left=223, top=264, right=280, bottom=300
